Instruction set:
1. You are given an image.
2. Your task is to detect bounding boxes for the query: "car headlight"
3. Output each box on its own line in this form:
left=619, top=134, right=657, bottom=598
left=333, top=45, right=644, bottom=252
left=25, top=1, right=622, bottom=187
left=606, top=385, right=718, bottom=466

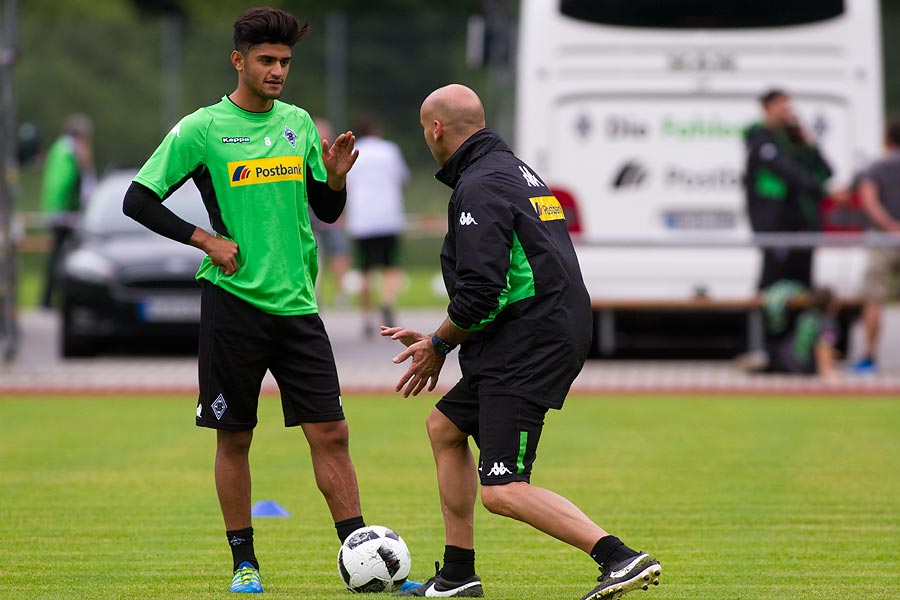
left=64, top=249, right=116, bottom=283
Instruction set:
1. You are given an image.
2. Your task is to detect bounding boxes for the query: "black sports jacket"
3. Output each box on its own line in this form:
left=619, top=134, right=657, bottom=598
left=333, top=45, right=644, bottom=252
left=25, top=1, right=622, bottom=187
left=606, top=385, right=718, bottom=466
left=744, top=123, right=832, bottom=232
left=435, top=129, right=591, bottom=407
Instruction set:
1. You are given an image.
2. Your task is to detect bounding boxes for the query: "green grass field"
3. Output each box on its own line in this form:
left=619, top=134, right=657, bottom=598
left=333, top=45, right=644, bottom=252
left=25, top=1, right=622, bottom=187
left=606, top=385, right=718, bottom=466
left=2, top=395, right=898, bottom=599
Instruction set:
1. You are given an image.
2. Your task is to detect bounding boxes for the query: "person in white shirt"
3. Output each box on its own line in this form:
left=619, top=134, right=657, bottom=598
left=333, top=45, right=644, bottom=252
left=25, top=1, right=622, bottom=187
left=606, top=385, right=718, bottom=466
left=345, top=113, right=410, bottom=336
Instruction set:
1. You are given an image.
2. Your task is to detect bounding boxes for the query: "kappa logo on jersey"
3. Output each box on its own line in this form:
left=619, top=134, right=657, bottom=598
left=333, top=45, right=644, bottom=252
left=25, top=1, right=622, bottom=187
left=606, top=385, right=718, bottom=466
left=211, top=394, right=228, bottom=420
left=169, top=122, right=181, bottom=138
left=529, top=195, right=566, bottom=222
left=284, top=126, right=297, bottom=148
left=228, top=156, right=304, bottom=187
left=459, top=211, right=478, bottom=226
left=519, top=165, right=542, bottom=188
left=222, top=136, right=251, bottom=144
left=485, top=462, right=512, bottom=476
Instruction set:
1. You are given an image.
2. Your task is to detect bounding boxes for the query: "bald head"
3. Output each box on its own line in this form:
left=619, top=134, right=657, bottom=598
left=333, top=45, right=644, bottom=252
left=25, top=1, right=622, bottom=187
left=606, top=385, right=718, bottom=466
left=422, top=84, right=485, bottom=136
left=419, top=84, right=486, bottom=166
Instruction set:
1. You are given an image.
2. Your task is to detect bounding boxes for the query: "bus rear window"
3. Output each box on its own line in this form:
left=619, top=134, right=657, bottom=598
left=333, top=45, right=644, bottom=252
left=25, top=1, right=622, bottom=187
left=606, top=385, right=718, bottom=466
left=559, top=0, right=844, bottom=29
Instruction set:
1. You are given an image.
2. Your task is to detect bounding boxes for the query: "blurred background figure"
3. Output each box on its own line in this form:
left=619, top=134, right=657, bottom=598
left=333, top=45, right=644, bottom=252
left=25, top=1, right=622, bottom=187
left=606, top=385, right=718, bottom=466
left=739, top=286, right=841, bottom=381
left=744, top=88, right=834, bottom=291
left=852, top=117, right=900, bottom=374
left=40, top=113, right=95, bottom=309
left=310, top=116, right=351, bottom=309
left=770, top=287, right=841, bottom=380
left=345, top=113, right=409, bottom=337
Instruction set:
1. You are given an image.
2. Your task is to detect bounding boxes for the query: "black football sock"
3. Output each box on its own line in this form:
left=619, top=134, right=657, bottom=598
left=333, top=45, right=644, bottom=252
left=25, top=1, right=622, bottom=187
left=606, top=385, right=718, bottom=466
left=335, top=516, right=366, bottom=544
left=590, top=535, right=640, bottom=569
left=441, top=545, right=476, bottom=582
left=226, top=527, right=258, bottom=571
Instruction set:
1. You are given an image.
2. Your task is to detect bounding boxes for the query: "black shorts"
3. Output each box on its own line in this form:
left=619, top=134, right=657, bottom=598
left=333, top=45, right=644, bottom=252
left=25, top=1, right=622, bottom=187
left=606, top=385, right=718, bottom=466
left=196, top=280, right=344, bottom=430
left=355, top=234, right=400, bottom=270
left=436, top=377, right=548, bottom=486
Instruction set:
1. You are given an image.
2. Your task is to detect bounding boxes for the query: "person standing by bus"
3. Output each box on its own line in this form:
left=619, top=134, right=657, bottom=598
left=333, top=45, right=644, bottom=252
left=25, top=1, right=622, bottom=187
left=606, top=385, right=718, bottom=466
left=852, top=118, right=900, bottom=373
left=744, top=88, right=834, bottom=290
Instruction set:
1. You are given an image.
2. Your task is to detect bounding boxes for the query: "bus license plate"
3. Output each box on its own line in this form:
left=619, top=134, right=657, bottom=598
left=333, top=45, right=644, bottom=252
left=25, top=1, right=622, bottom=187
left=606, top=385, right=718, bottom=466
left=662, top=210, right=736, bottom=230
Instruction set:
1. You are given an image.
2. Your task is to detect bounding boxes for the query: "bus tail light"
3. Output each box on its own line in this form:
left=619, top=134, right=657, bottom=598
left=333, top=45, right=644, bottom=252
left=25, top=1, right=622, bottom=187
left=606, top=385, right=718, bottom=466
left=550, top=187, right=582, bottom=235
left=820, top=190, right=867, bottom=232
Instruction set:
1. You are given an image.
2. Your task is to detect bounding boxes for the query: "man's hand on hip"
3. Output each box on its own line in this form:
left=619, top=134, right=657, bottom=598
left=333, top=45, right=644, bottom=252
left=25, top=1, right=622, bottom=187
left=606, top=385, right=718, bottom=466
left=190, top=227, right=239, bottom=275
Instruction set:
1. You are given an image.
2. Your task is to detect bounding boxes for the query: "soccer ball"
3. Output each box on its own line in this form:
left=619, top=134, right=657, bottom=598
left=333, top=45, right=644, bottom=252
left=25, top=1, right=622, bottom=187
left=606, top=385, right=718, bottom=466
left=337, top=525, right=411, bottom=593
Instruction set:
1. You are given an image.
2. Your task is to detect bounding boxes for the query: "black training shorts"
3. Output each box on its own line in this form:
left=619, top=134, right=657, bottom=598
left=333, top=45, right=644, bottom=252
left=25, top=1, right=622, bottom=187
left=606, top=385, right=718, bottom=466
left=196, top=280, right=344, bottom=430
left=354, top=234, right=400, bottom=270
left=436, top=377, right=548, bottom=486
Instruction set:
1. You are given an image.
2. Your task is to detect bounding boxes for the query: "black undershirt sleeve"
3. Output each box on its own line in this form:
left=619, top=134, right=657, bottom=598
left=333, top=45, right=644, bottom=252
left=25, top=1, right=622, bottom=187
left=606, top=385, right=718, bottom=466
left=306, top=165, right=346, bottom=224
left=122, top=181, right=197, bottom=245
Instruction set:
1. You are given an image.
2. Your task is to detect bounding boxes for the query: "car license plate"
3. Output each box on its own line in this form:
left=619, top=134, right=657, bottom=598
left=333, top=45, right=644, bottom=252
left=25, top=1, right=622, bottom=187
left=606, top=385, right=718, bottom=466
left=138, top=297, right=201, bottom=323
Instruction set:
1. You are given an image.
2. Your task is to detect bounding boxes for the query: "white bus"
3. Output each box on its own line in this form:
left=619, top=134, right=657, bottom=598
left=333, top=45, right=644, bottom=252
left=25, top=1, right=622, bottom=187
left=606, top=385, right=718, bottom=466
left=515, top=0, right=884, bottom=354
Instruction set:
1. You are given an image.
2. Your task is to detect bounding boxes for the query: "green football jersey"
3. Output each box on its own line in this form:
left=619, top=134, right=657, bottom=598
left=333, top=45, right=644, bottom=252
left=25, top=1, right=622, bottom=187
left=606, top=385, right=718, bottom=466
left=41, top=135, right=82, bottom=214
left=135, top=96, right=328, bottom=315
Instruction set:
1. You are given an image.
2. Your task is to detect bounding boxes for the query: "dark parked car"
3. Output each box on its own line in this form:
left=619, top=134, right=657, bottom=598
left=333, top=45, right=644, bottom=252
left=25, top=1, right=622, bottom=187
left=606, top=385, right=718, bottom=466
left=60, top=170, right=209, bottom=357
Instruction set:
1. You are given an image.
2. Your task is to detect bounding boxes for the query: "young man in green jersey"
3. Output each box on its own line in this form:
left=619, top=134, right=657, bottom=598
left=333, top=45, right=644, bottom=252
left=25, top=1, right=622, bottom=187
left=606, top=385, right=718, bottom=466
left=124, top=7, right=368, bottom=593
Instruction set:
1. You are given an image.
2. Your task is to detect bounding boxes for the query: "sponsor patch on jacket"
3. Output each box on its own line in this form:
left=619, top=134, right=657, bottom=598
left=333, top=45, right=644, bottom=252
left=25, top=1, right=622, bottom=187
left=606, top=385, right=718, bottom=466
left=529, top=196, right=566, bottom=221
left=228, top=156, right=304, bottom=187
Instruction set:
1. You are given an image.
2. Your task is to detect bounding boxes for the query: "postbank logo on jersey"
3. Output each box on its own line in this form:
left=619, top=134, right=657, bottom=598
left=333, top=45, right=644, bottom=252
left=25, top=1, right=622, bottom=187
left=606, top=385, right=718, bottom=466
left=529, top=195, right=566, bottom=222
left=228, top=156, right=304, bottom=187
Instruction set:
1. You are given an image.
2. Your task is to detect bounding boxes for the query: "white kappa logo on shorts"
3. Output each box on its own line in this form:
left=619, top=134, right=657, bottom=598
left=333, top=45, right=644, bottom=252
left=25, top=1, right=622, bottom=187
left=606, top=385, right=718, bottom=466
left=485, top=462, right=512, bottom=476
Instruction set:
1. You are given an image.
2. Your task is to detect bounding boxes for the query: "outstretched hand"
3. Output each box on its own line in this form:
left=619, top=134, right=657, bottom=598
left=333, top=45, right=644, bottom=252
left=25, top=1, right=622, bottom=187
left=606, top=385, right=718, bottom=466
left=380, top=326, right=424, bottom=347
left=322, top=131, right=359, bottom=189
left=381, top=326, right=445, bottom=397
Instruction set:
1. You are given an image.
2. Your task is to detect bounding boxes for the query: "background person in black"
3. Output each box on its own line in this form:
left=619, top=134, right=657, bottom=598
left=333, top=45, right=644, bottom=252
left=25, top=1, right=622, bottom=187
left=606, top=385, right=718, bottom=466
left=744, top=88, right=834, bottom=290
left=382, top=84, right=660, bottom=600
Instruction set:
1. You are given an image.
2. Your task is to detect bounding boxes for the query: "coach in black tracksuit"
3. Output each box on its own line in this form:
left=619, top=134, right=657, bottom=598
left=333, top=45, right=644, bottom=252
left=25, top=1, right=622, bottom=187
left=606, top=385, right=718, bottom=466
left=383, top=84, right=659, bottom=600
left=436, top=127, right=592, bottom=405
left=744, top=89, right=833, bottom=290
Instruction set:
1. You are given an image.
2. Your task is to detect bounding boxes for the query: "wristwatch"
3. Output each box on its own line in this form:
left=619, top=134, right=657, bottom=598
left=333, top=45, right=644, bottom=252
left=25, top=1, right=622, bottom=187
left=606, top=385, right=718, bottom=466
left=431, top=335, right=456, bottom=356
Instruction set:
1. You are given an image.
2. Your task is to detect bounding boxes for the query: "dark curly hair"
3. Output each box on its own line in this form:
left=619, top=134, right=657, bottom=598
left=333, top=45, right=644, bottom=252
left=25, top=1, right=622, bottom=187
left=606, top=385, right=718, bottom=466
left=233, top=7, right=309, bottom=53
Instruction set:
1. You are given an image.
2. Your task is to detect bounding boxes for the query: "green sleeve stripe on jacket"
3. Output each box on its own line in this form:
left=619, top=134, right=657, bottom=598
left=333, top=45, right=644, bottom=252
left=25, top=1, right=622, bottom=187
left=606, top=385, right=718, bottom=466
left=460, top=231, right=536, bottom=333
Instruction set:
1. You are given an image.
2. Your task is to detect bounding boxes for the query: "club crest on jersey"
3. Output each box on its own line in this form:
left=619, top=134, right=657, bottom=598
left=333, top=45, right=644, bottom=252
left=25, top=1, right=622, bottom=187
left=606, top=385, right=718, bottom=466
left=284, top=126, right=297, bottom=148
